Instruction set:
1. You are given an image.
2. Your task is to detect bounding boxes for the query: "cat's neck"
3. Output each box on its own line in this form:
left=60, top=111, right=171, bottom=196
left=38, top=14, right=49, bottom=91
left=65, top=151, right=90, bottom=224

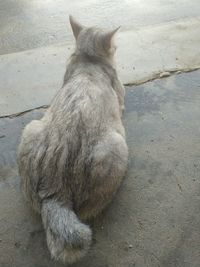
left=62, top=52, right=117, bottom=87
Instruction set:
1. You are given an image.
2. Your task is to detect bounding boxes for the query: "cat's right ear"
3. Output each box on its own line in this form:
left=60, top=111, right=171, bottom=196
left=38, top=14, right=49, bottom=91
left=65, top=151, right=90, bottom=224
left=69, top=15, right=83, bottom=40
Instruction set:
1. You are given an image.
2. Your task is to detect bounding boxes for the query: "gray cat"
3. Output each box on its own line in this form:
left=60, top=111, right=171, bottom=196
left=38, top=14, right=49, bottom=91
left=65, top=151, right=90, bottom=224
left=18, top=16, right=128, bottom=265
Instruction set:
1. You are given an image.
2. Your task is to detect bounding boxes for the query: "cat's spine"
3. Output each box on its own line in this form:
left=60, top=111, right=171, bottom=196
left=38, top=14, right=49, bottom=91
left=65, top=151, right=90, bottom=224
left=41, top=199, right=92, bottom=264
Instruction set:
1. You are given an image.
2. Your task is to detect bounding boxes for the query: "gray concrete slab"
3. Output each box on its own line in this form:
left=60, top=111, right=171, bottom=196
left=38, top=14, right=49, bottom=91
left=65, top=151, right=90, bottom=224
left=1, top=70, right=200, bottom=267
left=1, top=0, right=200, bottom=55
left=1, top=17, right=200, bottom=117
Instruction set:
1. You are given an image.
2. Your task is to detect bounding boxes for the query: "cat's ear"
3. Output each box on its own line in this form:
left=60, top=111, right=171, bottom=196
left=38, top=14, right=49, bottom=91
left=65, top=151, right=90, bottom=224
left=69, top=15, right=84, bottom=39
left=103, top=26, right=120, bottom=50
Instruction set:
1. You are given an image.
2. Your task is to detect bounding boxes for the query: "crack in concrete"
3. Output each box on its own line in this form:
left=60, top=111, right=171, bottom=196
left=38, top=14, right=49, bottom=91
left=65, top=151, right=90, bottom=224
left=124, top=66, right=200, bottom=86
left=1, top=67, right=199, bottom=119
left=0, top=106, right=48, bottom=119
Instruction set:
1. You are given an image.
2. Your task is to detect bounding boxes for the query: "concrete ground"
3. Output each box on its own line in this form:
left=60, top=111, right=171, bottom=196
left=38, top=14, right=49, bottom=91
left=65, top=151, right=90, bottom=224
left=1, top=71, right=200, bottom=267
left=0, top=1, right=200, bottom=267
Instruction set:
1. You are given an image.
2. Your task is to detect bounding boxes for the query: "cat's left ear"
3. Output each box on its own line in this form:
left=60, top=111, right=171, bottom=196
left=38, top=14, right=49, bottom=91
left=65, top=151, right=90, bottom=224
left=103, top=27, right=120, bottom=50
left=69, top=15, right=84, bottom=40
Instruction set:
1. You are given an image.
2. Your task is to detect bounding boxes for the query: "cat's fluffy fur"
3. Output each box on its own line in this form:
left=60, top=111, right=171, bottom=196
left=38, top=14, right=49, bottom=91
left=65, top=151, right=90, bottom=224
left=18, top=16, right=128, bottom=264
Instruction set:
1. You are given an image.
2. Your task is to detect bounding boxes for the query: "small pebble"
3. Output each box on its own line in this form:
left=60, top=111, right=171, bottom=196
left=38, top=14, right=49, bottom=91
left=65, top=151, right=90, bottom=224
left=176, top=70, right=181, bottom=74
left=129, top=244, right=133, bottom=248
left=14, top=242, right=21, bottom=248
left=159, top=71, right=170, bottom=78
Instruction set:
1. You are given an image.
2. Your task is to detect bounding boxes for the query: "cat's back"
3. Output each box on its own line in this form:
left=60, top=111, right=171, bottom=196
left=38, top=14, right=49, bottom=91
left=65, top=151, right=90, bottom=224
left=47, top=67, right=120, bottom=130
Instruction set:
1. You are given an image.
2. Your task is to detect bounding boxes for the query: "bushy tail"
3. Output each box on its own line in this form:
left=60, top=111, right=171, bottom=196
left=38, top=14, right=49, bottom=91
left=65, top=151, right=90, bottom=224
left=41, top=199, right=92, bottom=264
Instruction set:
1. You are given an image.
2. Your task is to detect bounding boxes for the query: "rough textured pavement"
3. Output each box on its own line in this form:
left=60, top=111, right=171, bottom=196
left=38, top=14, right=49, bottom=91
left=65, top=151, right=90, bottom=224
left=1, top=70, right=200, bottom=267
left=1, top=0, right=200, bottom=266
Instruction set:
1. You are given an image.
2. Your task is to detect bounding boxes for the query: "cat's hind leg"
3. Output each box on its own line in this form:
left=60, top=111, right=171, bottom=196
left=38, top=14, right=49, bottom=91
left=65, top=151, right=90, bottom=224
left=78, top=131, right=128, bottom=220
left=18, top=119, right=45, bottom=211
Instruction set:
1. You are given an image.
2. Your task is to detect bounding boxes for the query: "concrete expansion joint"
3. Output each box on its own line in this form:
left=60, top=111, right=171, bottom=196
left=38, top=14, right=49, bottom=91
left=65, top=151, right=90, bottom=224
left=1, top=67, right=199, bottom=120
left=124, top=66, right=200, bottom=86
left=0, top=106, right=48, bottom=119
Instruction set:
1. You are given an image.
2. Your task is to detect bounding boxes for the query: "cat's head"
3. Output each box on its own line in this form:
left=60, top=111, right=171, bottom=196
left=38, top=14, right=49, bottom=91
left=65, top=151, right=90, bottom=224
left=69, top=15, right=120, bottom=61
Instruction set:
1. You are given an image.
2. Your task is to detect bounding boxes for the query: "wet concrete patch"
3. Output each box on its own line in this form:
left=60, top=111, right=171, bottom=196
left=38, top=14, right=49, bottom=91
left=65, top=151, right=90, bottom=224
left=0, top=109, right=44, bottom=166
left=125, top=70, right=200, bottom=116
left=0, top=71, right=200, bottom=267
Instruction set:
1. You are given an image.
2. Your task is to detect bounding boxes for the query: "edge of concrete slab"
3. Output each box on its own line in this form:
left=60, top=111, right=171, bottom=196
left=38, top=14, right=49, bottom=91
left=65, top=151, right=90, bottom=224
left=1, top=68, right=199, bottom=119
left=0, top=17, right=200, bottom=116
